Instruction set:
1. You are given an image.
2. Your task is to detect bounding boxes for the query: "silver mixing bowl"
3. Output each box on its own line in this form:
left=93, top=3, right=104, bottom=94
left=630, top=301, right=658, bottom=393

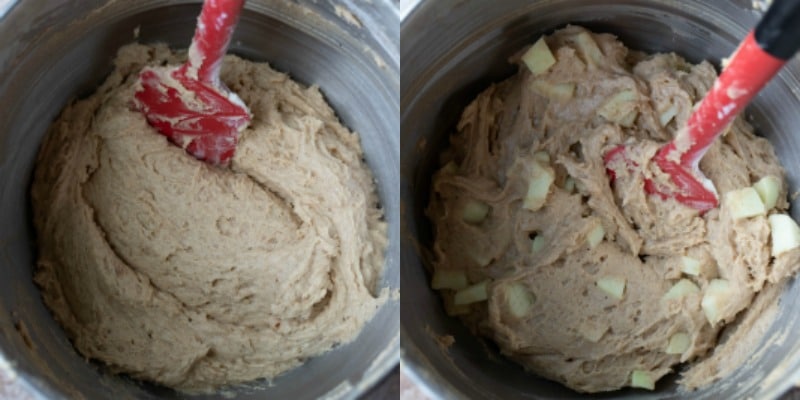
left=401, top=0, right=800, bottom=398
left=0, top=0, right=399, bottom=398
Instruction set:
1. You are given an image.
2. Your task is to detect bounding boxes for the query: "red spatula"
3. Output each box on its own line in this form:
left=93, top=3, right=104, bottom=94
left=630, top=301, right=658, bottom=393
left=605, top=0, right=800, bottom=212
left=134, top=0, right=250, bottom=166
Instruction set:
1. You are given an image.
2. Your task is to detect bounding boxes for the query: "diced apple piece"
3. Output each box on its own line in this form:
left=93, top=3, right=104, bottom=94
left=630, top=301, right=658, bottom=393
left=563, top=177, right=576, bottom=193
left=431, top=269, right=469, bottom=290
left=680, top=256, right=702, bottom=276
left=533, top=151, right=551, bottom=164
left=523, top=162, right=555, bottom=211
left=753, top=175, right=781, bottom=210
left=573, top=31, right=604, bottom=66
left=579, top=320, right=607, bottom=343
left=531, top=234, right=545, bottom=253
left=462, top=200, right=490, bottom=224
left=469, top=249, right=492, bottom=268
left=597, top=89, right=637, bottom=124
left=702, top=279, right=733, bottom=326
left=502, top=282, right=536, bottom=318
left=769, top=214, right=800, bottom=256
left=442, top=293, right=471, bottom=316
left=596, top=276, right=625, bottom=300
left=658, top=103, right=679, bottom=127
left=631, top=370, right=655, bottom=390
left=454, top=280, right=490, bottom=305
left=586, top=223, right=605, bottom=249
left=522, top=37, right=556, bottom=75
left=663, top=278, right=700, bottom=300
left=531, top=81, right=576, bottom=101
left=724, top=187, right=766, bottom=221
left=619, top=110, right=639, bottom=128
left=666, top=332, right=691, bottom=355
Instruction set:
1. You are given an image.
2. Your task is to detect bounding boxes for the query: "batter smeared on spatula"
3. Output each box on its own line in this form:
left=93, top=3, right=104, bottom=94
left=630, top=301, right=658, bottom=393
left=134, top=0, right=250, bottom=166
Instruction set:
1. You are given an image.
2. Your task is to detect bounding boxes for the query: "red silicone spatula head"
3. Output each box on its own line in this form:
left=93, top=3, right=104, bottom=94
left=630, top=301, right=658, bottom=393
left=134, top=0, right=250, bottom=166
left=605, top=0, right=800, bottom=212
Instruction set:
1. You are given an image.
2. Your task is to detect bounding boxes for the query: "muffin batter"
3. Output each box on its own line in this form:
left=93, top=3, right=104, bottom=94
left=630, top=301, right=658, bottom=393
left=32, top=43, right=387, bottom=391
left=427, top=26, right=800, bottom=392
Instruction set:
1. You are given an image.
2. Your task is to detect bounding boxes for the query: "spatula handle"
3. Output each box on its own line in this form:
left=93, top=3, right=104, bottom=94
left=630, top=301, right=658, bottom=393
left=659, top=0, right=800, bottom=168
left=186, top=0, right=246, bottom=85
left=755, top=0, right=800, bottom=60
left=661, top=31, right=786, bottom=167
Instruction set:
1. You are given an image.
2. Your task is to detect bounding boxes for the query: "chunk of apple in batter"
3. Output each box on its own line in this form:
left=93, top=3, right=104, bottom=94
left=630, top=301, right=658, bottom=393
left=454, top=279, right=490, bottom=305
left=531, top=81, right=576, bottom=101
left=523, top=161, right=555, bottom=211
left=663, top=278, right=700, bottom=300
left=701, top=279, right=733, bottom=326
left=586, top=223, right=605, bottom=249
left=753, top=175, right=781, bottom=211
left=502, top=282, right=536, bottom=318
left=533, top=150, right=551, bottom=164
left=442, top=293, right=471, bottom=316
left=597, top=89, right=638, bottom=125
left=462, top=199, right=490, bottom=224
left=596, top=276, right=625, bottom=299
left=769, top=214, right=800, bottom=256
left=679, top=256, right=717, bottom=278
left=631, top=370, right=655, bottom=390
left=573, top=31, right=605, bottom=66
left=522, top=37, right=557, bottom=76
left=666, top=332, right=690, bottom=355
left=680, top=256, right=702, bottom=276
left=724, top=187, right=766, bottom=220
left=579, top=320, right=608, bottom=343
left=618, top=109, right=639, bottom=128
left=563, top=176, right=576, bottom=193
left=530, top=234, right=546, bottom=253
left=680, top=256, right=701, bottom=276
left=658, top=103, right=679, bottom=127
left=431, top=269, right=469, bottom=290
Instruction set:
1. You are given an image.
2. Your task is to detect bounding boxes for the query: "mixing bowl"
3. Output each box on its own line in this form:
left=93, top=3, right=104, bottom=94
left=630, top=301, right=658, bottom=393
left=401, top=0, right=800, bottom=398
left=0, top=0, right=399, bottom=398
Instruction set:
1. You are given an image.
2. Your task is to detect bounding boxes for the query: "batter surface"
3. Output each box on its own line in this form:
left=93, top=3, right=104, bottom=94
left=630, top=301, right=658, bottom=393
left=427, top=26, right=800, bottom=392
left=32, top=43, right=387, bottom=391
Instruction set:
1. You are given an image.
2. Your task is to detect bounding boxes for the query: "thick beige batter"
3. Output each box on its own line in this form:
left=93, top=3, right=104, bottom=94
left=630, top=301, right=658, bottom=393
left=427, top=26, right=800, bottom=393
left=32, top=43, right=387, bottom=391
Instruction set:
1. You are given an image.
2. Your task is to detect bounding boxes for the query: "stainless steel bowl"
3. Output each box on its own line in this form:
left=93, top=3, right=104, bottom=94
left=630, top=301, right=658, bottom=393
left=401, top=0, right=800, bottom=398
left=0, top=0, right=399, bottom=398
